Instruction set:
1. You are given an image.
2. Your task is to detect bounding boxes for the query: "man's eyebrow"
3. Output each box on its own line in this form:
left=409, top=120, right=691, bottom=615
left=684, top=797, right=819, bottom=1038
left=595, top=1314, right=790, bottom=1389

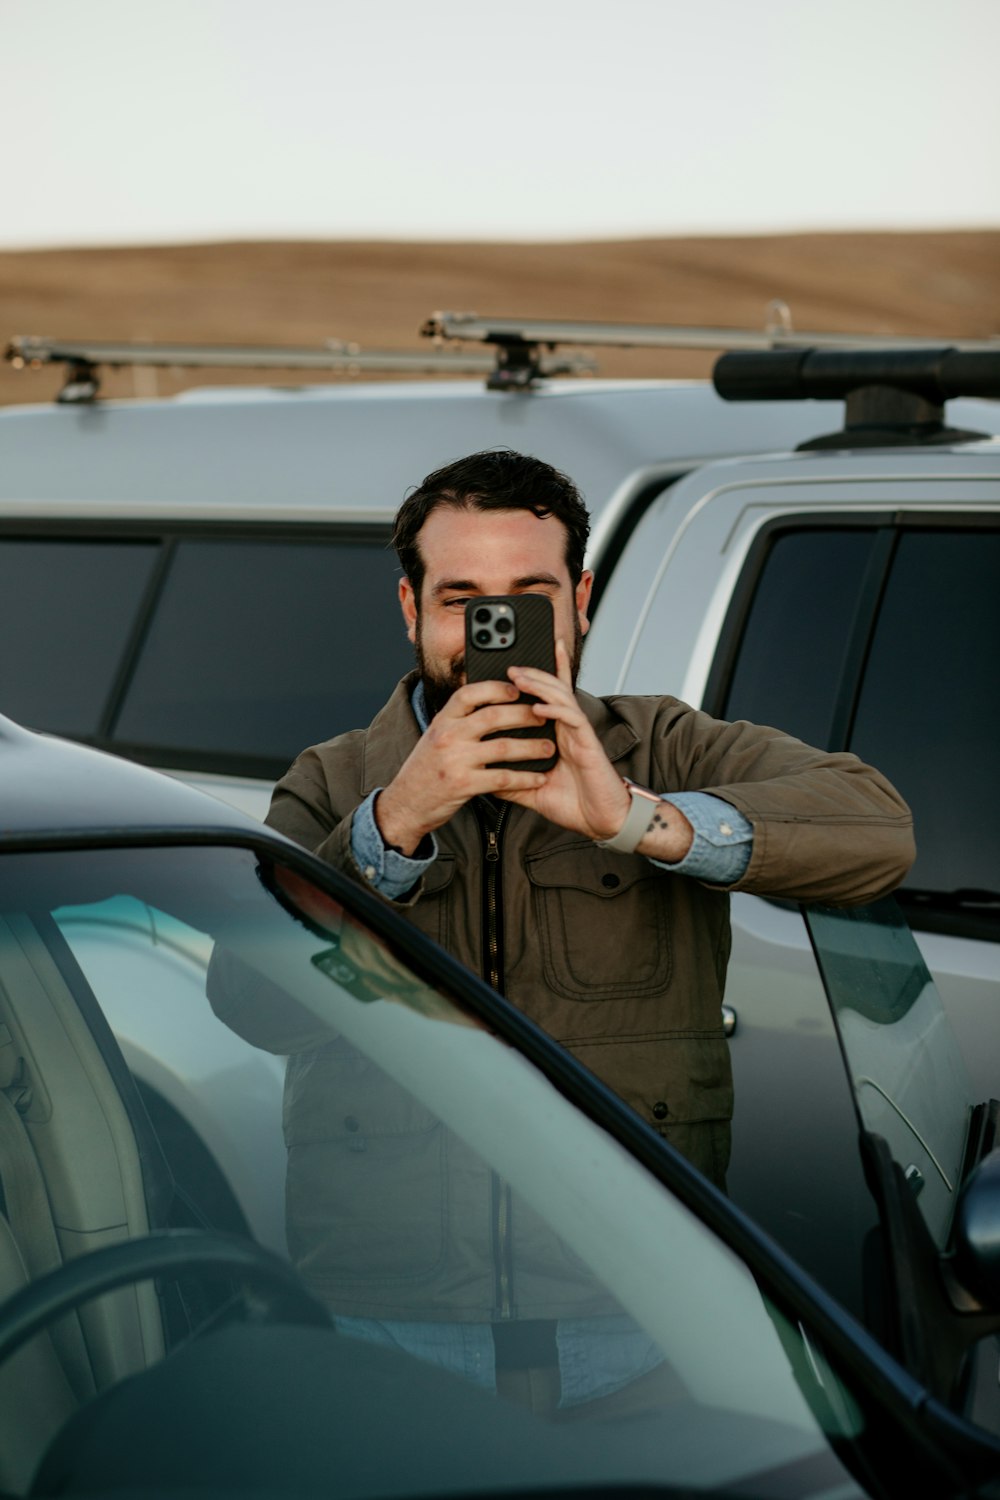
left=431, top=578, right=479, bottom=597
left=510, top=574, right=561, bottom=590
left=430, top=572, right=563, bottom=598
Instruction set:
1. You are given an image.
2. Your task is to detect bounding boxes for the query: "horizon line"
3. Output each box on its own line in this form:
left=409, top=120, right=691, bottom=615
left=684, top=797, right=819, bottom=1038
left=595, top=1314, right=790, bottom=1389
left=2, top=222, right=999, bottom=255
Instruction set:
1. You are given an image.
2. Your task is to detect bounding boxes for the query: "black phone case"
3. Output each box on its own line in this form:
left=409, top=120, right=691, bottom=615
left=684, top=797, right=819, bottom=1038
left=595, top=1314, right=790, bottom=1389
left=465, top=594, right=558, bottom=773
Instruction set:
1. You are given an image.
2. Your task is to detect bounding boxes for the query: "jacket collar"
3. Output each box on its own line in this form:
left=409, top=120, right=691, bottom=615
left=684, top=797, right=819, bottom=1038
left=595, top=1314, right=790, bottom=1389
left=579, top=689, right=640, bottom=765
left=360, top=670, right=424, bottom=794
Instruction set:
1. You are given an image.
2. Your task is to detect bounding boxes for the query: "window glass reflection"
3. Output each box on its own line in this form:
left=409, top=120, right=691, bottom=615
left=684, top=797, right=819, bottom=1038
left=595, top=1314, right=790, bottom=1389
left=0, top=845, right=859, bottom=1490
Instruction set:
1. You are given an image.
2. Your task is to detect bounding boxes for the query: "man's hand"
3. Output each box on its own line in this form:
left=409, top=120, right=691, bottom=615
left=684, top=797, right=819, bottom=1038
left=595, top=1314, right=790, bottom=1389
left=501, top=641, right=695, bottom=861
left=375, top=681, right=553, bottom=854
left=497, top=640, right=633, bottom=840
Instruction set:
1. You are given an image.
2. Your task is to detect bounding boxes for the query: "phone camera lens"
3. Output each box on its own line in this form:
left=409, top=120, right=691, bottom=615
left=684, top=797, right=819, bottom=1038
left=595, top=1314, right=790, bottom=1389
left=474, top=607, right=492, bottom=624
left=474, top=629, right=491, bottom=646
left=495, top=617, right=513, bottom=635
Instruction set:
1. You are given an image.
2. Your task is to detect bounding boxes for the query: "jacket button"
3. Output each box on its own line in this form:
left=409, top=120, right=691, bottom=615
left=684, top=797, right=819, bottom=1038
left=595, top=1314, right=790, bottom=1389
left=344, top=1115, right=360, bottom=1132
left=601, top=873, right=621, bottom=889
left=652, top=1101, right=668, bottom=1120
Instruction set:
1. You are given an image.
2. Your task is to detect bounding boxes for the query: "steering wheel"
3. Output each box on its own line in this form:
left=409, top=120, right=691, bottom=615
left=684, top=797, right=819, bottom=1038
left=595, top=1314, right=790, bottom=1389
left=0, top=1229, right=330, bottom=1369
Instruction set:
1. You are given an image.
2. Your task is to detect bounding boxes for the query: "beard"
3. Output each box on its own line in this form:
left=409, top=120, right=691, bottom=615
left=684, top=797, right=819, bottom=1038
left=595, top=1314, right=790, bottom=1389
left=415, top=609, right=584, bottom=722
left=418, top=629, right=465, bottom=721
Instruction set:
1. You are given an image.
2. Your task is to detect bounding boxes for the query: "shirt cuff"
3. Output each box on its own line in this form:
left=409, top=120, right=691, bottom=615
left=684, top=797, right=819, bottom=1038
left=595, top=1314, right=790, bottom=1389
left=650, top=792, right=753, bottom=885
left=350, top=790, right=438, bottom=900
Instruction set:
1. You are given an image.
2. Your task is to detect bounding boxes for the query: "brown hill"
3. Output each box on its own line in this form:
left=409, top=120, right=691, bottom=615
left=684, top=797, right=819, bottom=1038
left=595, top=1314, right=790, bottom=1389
left=2, top=231, right=998, bottom=405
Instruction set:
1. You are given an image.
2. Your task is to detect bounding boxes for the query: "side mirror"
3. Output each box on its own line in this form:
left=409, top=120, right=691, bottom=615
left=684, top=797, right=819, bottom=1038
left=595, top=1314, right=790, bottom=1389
left=950, top=1149, right=1000, bottom=1308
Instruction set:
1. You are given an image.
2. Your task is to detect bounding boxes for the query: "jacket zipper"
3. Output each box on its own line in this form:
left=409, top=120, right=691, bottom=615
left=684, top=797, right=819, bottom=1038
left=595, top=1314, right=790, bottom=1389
left=477, top=799, right=514, bottom=1320
left=484, top=819, right=506, bottom=991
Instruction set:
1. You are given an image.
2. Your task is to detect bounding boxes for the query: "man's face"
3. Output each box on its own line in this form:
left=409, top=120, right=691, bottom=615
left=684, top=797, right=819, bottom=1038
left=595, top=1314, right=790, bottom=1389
left=399, top=506, right=593, bottom=718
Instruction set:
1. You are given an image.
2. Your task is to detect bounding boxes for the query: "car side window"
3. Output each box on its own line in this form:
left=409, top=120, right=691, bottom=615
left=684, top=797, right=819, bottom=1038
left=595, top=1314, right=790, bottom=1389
left=849, top=530, right=1000, bottom=903
left=111, top=536, right=413, bottom=770
left=0, top=528, right=411, bottom=776
left=0, top=538, right=158, bottom=736
left=720, top=528, right=878, bottom=749
left=713, top=519, right=999, bottom=938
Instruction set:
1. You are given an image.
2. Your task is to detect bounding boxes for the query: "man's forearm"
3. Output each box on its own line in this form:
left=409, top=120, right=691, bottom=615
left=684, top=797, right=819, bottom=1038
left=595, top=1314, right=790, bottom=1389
left=632, top=797, right=694, bottom=862
left=599, top=783, right=754, bottom=884
left=373, top=779, right=431, bottom=857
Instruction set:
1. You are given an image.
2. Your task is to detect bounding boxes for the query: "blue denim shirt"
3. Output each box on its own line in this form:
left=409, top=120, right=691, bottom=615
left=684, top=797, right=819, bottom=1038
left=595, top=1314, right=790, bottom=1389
left=351, top=680, right=753, bottom=899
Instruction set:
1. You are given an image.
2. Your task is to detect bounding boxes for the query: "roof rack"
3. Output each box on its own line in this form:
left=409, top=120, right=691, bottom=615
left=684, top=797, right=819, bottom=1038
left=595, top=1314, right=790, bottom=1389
left=422, top=307, right=1000, bottom=390
left=4, top=335, right=596, bottom=404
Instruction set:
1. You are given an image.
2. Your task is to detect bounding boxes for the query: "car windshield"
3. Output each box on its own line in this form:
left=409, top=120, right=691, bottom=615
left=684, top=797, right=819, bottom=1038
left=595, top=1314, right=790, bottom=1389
left=0, top=843, right=871, bottom=1498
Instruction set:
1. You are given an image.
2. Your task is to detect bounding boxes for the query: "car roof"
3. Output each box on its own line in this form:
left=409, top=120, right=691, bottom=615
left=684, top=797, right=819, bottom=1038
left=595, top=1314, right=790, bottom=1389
left=0, top=379, right=849, bottom=515
left=5, top=375, right=1000, bottom=523
left=0, top=715, right=266, bottom=844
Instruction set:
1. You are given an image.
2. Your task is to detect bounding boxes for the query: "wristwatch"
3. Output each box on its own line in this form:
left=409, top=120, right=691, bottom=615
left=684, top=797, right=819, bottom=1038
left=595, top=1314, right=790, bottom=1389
left=594, top=778, right=663, bottom=854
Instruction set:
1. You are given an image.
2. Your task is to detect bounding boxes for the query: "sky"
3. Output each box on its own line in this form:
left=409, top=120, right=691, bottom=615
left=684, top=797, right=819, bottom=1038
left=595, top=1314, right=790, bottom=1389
left=4, top=0, right=1000, bottom=248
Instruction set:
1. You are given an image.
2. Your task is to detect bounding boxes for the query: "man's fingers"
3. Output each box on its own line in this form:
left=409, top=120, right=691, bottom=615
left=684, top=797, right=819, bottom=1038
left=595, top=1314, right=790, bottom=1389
left=486, top=768, right=548, bottom=795
left=467, top=701, right=543, bottom=735
left=506, top=664, right=572, bottom=705
left=506, top=668, right=585, bottom=732
left=477, top=736, right=555, bottom=765
left=525, top=700, right=582, bottom=730
left=445, top=680, right=520, bottom=716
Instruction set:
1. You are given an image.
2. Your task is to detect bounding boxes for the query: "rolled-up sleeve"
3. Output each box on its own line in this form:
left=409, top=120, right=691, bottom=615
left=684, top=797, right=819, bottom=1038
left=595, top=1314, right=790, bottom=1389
left=651, top=792, right=753, bottom=885
left=350, top=790, right=438, bottom=899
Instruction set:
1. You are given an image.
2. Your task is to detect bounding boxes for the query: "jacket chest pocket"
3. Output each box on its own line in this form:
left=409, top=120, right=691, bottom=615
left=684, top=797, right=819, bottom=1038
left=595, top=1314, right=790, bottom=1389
left=526, top=843, right=672, bottom=1001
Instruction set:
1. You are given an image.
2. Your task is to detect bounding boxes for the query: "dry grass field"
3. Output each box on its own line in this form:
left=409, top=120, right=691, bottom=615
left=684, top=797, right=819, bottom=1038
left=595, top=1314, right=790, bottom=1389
left=1, top=230, right=998, bottom=405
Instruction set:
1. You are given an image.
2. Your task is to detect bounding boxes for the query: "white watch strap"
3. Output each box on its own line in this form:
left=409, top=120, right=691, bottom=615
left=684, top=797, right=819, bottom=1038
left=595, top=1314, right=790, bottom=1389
left=595, top=780, right=661, bottom=853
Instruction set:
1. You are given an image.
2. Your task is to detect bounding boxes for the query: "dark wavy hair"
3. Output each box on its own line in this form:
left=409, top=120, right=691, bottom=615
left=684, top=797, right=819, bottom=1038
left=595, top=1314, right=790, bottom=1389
left=392, top=449, right=590, bottom=601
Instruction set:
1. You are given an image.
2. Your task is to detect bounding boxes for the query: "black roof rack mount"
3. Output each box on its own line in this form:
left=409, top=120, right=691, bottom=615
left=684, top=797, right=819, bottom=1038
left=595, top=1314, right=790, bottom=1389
left=713, top=347, right=1000, bottom=449
left=4, top=335, right=595, bottom=404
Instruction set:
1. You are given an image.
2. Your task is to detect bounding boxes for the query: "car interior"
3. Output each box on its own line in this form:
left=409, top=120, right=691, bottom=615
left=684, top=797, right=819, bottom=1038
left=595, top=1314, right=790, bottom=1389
left=3, top=832, right=1000, bottom=1500
left=0, top=908, right=163, bottom=1490
left=0, top=840, right=875, bottom=1499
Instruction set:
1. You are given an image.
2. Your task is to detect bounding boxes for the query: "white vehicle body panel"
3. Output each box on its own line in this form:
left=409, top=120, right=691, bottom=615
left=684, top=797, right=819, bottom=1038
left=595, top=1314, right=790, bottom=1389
left=583, top=443, right=1000, bottom=1277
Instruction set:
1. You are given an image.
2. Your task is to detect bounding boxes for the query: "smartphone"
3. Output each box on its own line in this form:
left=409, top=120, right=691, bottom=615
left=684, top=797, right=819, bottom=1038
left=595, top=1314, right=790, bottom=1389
left=464, top=594, right=558, bottom=773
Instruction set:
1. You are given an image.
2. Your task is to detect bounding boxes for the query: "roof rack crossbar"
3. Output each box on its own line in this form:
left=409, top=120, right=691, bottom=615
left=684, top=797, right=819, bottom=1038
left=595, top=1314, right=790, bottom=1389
left=422, top=311, right=1000, bottom=358
left=4, top=336, right=594, bottom=404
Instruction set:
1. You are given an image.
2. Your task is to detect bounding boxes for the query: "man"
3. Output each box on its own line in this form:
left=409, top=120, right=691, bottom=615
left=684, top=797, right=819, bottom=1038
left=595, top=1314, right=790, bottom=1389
left=267, top=448, right=915, bottom=1188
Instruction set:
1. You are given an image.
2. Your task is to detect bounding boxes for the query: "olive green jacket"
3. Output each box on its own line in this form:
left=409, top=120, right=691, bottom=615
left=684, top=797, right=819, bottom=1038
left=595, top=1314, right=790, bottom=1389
left=267, top=673, right=915, bottom=1192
